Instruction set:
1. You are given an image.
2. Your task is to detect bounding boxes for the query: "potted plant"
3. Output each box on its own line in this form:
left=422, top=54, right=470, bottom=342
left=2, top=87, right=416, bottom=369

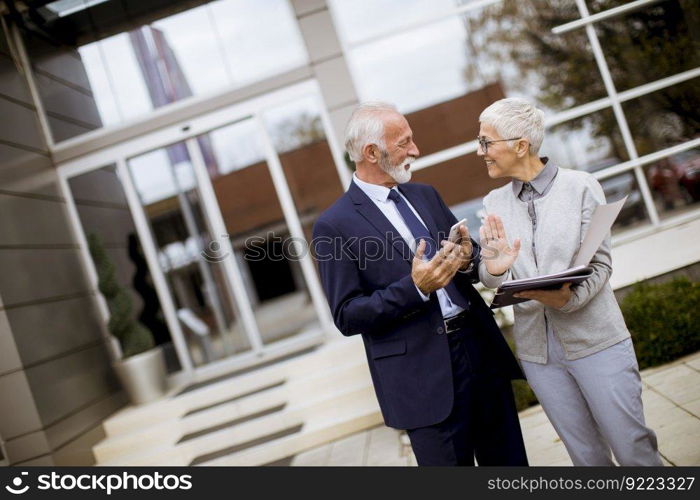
left=88, top=233, right=167, bottom=405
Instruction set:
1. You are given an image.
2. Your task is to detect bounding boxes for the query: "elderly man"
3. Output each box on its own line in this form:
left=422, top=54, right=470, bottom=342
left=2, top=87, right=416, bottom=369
left=312, top=102, right=528, bottom=466
left=477, top=97, right=661, bottom=466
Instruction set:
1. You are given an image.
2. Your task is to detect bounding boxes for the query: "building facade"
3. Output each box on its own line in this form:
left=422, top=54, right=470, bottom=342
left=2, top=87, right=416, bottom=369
left=0, top=0, right=698, bottom=465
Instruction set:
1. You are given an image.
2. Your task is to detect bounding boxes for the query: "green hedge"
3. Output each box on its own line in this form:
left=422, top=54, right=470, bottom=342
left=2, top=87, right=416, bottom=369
left=620, top=277, right=700, bottom=370
left=512, top=379, right=538, bottom=412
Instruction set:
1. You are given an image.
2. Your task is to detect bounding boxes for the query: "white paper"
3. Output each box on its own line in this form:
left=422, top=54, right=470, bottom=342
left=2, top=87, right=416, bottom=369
left=572, top=196, right=628, bottom=267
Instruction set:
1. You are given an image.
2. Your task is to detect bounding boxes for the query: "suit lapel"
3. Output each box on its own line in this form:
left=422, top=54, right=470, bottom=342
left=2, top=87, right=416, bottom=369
left=348, top=182, right=413, bottom=263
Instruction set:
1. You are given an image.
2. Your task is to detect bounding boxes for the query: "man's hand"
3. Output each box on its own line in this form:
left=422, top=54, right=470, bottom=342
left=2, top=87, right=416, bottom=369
left=412, top=239, right=463, bottom=295
left=479, top=214, right=521, bottom=276
left=440, top=225, right=473, bottom=270
left=456, top=225, right=473, bottom=270
left=515, top=283, right=572, bottom=309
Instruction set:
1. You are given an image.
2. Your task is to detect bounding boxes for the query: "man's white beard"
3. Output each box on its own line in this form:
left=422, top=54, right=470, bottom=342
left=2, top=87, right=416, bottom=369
left=380, top=152, right=415, bottom=184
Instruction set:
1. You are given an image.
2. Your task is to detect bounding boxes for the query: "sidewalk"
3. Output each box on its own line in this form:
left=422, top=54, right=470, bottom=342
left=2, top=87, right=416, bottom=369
left=289, top=351, right=700, bottom=466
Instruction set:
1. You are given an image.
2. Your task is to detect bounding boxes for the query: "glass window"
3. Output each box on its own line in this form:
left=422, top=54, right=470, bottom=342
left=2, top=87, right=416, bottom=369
left=207, top=118, right=265, bottom=175
left=77, top=42, right=122, bottom=127
left=589, top=169, right=649, bottom=232
left=149, top=5, right=231, bottom=97
left=644, top=146, right=700, bottom=221
left=343, top=0, right=599, bottom=119
left=330, top=0, right=458, bottom=45
left=128, top=145, right=252, bottom=364
left=262, top=95, right=345, bottom=242
left=460, top=0, right=601, bottom=111
left=35, top=0, right=308, bottom=141
left=595, top=0, right=700, bottom=91
left=621, top=80, right=700, bottom=157
left=330, top=0, right=582, bottom=45
left=545, top=110, right=650, bottom=233
left=209, top=0, right=308, bottom=86
left=543, top=108, right=630, bottom=169
left=585, top=0, right=627, bottom=14
left=81, top=33, right=155, bottom=124
left=349, top=16, right=474, bottom=112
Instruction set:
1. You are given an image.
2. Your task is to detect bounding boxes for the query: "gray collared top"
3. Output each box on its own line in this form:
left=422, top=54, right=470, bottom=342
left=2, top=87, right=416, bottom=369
left=511, top=158, right=557, bottom=267
left=511, top=157, right=558, bottom=227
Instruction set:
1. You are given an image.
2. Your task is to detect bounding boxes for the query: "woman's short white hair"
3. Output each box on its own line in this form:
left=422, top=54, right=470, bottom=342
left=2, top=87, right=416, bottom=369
left=344, top=102, right=398, bottom=162
left=479, top=98, right=545, bottom=155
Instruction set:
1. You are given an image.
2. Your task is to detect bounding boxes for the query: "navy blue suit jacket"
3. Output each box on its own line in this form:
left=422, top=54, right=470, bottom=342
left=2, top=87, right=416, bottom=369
left=312, top=181, right=523, bottom=429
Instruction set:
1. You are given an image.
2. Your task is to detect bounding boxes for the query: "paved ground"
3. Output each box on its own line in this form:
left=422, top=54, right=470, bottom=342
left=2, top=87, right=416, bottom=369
left=290, top=351, right=700, bottom=466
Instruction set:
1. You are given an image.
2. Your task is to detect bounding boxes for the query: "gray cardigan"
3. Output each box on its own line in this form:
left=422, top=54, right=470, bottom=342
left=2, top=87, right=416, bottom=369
left=479, top=167, right=630, bottom=363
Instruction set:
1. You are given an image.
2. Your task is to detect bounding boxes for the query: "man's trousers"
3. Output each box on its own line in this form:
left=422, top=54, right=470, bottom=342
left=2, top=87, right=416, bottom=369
left=406, top=321, right=529, bottom=466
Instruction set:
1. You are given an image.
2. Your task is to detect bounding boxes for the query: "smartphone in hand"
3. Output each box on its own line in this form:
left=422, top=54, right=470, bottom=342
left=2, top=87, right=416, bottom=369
left=448, top=218, right=468, bottom=243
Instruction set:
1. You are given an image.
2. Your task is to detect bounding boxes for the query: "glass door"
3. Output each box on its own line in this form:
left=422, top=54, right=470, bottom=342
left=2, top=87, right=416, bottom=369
left=59, top=80, right=346, bottom=376
left=189, top=111, right=335, bottom=347
left=125, top=142, right=254, bottom=367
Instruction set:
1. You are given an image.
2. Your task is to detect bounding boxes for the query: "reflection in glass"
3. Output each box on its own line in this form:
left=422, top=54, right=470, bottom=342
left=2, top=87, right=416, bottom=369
left=330, top=0, right=456, bottom=44
left=209, top=0, right=307, bottom=86
left=330, top=0, right=581, bottom=46
left=645, top=147, right=700, bottom=220
left=459, top=0, right=600, bottom=111
left=621, top=80, right=700, bottom=157
left=204, top=118, right=322, bottom=345
left=543, top=110, right=648, bottom=232
left=79, top=34, right=154, bottom=126
left=128, top=146, right=249, bottom=366
left=262, top=96, right=345, bottom=241
left=585, top=0, right=628, bottom=13
left=208, top=119, right=265, bottom=175
left=595, top=0, right=699, bottom=91
left=345, top=0, right=593, bottom=114
left=68, top=165, right=181, bottom=372
left=582, top=164, right=648, bottom=232
left=149, top=6, right=231, bottom=97
left=350, top=16, right=473, bottom=112
left=543, top=108, right=630, bottom=171
left=76, top=0, right=307, bottom=136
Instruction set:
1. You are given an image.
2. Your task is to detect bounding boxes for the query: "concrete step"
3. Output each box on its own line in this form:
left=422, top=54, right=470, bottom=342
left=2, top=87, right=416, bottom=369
left=199, top=401, right=383, bottom=466
left=101, top=337, right=365, bottom=437
left=93, top=359, right=371, bottom=463
left=92, top=336, right=385, bottom=466
left=97, top=383, right=379, bottom=466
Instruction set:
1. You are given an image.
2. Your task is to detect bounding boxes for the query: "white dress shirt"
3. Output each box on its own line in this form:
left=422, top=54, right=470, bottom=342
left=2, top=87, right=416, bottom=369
left=352, top=173, right=464, bottom=319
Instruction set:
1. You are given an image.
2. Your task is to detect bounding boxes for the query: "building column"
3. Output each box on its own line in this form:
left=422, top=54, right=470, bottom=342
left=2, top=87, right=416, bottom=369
left=292, top=0, right=359, bottom=148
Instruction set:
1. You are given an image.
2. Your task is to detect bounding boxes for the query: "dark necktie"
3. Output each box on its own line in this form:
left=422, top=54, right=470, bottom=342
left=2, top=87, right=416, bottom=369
left=388, top=189, right=437, bottom=258
left=387, top=189, right=464, bottom=308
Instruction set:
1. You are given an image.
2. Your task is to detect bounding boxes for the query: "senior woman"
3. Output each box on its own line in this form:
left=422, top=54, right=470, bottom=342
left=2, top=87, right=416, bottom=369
left=476, top=97, right=661, bottom=466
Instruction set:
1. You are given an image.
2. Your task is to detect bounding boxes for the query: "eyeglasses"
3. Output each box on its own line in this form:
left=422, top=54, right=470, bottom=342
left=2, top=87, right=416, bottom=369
left=477, top=136, right=523, bottom=154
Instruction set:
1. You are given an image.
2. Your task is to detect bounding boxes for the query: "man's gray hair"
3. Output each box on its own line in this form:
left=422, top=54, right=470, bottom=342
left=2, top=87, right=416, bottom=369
left=479, top=98, right=545, bottom=155
left=344, top=102, right=398, bottom=162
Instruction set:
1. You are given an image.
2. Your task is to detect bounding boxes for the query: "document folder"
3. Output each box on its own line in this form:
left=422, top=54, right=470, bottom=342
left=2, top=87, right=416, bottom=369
left=490, top=265, right=594, bottom=308
left=489, top=196, right=627, bottom=309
